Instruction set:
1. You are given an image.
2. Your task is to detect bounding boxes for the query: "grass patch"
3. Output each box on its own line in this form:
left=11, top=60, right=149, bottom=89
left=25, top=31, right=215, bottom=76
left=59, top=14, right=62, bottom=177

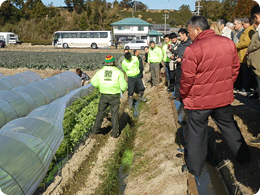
left=21, top=40, right=52, bottom=45
left=93, top=123, right=136, bottom=195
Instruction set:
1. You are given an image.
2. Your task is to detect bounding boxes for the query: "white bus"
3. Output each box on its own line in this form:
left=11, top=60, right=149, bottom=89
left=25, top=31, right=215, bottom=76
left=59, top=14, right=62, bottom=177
left=53, top=31, right=113, bottom=49
left=0, top=32, right=19, bottom=44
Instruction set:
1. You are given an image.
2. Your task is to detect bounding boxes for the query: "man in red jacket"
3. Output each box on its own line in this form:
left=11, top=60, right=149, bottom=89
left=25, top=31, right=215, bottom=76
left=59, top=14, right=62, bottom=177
left=180, top=16, right=250, bottom=176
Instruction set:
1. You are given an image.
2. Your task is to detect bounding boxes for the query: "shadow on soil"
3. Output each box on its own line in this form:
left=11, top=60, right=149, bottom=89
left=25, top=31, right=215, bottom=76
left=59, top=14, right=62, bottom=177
left=173, top=95, right=260, bottom=194
left=210, top=130, right=260, bottom=194
left=95, top=110, right=133, bottom=137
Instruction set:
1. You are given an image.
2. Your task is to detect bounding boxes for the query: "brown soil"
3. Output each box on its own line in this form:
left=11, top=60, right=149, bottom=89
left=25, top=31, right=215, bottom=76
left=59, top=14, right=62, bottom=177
left=124, top=86, right=187, bottom=195
left=207, top=94, right=260, bottom=194
left=0, top=67, right=96, bottom=79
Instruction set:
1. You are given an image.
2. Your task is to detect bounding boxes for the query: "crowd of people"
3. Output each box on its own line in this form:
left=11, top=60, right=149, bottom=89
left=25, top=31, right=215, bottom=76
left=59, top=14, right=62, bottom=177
left=214, top=13, right=260, bottom=98
left=89, top=5, right=260, bottom=182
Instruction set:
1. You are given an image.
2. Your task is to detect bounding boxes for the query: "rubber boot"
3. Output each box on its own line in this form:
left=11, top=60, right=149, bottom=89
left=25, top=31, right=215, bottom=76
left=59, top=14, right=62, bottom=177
left=139, top=91, right=147, bottom=102
left=128, top=96, right=133, bottom=108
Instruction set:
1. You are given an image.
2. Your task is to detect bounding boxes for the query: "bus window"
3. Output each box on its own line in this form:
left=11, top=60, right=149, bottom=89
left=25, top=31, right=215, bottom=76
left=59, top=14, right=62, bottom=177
left=62, top=33, right=70, bottom=38
left=80, top=33, right=88, bottom=38
left=91, top=33, right=99, bottom=38
left=70, top=33, right=77, bottom=38
left=100, top=32, right=108, bottom=38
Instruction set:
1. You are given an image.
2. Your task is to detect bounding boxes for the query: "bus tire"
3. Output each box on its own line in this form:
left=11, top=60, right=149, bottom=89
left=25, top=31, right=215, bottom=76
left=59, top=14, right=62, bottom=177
left=141, top=46, right=145, bottom=50
left=63, top=43, right=69, bottom=49
left=125, top=46, right=130, bottom=50
left=91, top=43, right=98, bottom=49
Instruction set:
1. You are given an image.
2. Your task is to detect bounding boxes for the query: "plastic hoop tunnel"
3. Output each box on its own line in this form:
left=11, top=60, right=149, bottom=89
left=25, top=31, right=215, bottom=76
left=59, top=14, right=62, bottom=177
left=0, top=71, right=81, bottom=128
left=0, top=84, right=94, bottom=195
left=0, top=71, right=42, bottom=91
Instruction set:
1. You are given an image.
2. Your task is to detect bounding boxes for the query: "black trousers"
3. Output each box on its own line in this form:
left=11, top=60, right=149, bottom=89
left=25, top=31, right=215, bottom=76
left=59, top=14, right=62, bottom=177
left=235, top=63, right=254, bottom=91
left=168, top=70, right=175, bottom=91
left=93, top=94, right=120, bottom=138
left=128, top=76, right=145, bottom=96
left=186, top=105, right=250, bottom=176
left=174, top=65, right=181, bottom=98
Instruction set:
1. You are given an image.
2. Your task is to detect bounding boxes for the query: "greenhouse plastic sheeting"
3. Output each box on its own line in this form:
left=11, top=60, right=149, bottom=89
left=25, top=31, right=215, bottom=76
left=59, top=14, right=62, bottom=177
left=0, top=71, right=81, bottom=128
left=0, top=71, right=42, bottom=91
left=0, top=84, right=94, bottom=195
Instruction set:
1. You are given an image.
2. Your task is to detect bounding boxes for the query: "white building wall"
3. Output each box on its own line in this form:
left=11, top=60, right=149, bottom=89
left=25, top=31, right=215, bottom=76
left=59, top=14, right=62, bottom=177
left=113, top=26, right=149, bottom=35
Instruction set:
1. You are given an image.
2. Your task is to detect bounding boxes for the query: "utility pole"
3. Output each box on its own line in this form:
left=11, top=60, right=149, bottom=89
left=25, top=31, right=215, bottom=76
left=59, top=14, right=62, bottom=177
left=196, top=0, right=203, bottom=15
left=132, top=4, right=134, bottom=17
left=162, top=14, right=169, bottom=35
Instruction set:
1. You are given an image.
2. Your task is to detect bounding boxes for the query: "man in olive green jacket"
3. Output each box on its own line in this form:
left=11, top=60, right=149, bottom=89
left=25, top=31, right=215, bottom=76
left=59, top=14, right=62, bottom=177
left=148, top=41, right=163, bottom=86
left=248, top=5, right=260, bottom=146
left=248, top=8, right=260, bottom=99
left=91, top=55, right=127, bottom=138
left=122, top=52, right=146, bottom=108
left=235, top=17, right=255, bottom=93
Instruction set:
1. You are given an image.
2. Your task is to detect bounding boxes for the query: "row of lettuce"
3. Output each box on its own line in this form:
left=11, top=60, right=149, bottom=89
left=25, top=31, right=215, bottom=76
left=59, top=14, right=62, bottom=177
left=40, top=89, right=100, bottom=188
left=0, top=51, right=122, bottom=70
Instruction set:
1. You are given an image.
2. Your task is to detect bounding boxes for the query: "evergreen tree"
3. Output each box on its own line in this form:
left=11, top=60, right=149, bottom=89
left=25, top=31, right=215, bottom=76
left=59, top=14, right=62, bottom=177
left=64, top=0, right=73, bottom=12
left=199, top=0, right=223, bottom=21
left=120, top=0, right=132, bottom=8
left=0, top=1, right=20, bottom=25
left=65, top=0, right=85, bottom=13
left=179, top=5, right=192, bottom=25
left=232, top=0, right=257, bottom=19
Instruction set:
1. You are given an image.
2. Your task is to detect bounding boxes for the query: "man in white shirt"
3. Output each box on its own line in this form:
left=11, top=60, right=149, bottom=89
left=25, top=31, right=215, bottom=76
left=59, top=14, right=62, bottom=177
left=217, top=19, right=232, bottom=39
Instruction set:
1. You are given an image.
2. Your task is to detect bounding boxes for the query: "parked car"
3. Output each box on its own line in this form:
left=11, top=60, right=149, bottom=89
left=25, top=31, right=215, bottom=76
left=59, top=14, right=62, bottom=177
left=124, top=40, right=148, bottom=50
left=0, top=40, right=5, bottom=48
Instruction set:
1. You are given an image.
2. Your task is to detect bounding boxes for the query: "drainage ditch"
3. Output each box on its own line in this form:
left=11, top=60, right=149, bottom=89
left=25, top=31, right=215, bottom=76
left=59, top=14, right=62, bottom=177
left=117, top=100, right=140, bottom=194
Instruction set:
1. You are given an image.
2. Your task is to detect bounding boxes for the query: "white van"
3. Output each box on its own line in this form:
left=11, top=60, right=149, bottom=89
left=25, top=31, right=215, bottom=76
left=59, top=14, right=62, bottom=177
left=0, top=32, right=19, bottom=44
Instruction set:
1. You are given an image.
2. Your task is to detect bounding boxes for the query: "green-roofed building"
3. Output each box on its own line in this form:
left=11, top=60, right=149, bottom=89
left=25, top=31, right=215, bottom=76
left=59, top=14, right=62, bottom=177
left=111, top=18, right=151, bottom=44
left=147, top=30, right=163, bottom=45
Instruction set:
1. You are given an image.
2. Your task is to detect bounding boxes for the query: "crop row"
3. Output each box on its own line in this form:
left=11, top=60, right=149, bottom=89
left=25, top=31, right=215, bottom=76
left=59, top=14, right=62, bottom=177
left=0, top=51, right=122, bottom=70
left=40, top=89, right=100, bottom=187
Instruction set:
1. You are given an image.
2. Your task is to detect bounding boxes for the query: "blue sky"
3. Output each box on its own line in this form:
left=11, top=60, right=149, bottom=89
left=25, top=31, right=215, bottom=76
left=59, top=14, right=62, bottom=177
left=41, top=0, right=196, bottom=11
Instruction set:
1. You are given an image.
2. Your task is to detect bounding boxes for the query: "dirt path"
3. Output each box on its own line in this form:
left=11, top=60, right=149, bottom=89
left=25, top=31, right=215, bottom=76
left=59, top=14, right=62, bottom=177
left=43, top=138, right=98, bottom=195
left=124, top=86, right=187, bottom=195
left=75, top=137, right=118, bottom=195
